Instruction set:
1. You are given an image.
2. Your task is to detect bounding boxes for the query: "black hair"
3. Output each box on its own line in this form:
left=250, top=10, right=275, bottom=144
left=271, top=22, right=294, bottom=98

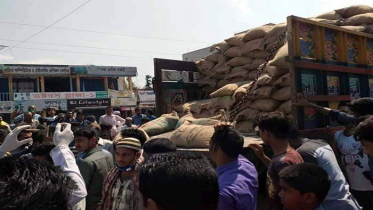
left=279, top=163, right=331, bottom=203
left=0, top=157, right=73, bottom=210
left=143, top=138, right=176, bottom=155
left=349, top=98, right=373, bottom=116
left=146, top=109, right=154, bottom=115
left=38, top=117, right=47, bottom=125
left=73, top=126, right=98, bottom=141
left=258, top=111, right=290, bottom=139
left=86, top=115, right=96, bottom=122
left=31, top=142, right=56, bottom=163
left=33, top=132, right=47, bottom=145
left=77, top=112, right=84, bottom=116
left=355, top=116, right=373, bottom=142
left=71, top=122, right=82, bottom=132
left=106, top=106, right=113, bottom=110
left=210, top=127, right=243, bottom=158
left=135, top=107, right=140, bottom=111
left=138, top=152, right=219, bottom=210
left=121, top=129, right=147, bottom=146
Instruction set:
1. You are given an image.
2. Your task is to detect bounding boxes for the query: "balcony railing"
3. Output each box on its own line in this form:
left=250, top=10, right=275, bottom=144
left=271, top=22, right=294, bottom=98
left=0, top=93, right=10, bottom=101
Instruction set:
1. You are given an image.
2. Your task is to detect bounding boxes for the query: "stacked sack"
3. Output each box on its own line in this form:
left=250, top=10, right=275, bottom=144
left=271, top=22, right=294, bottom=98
left=193, top=5, right=373, bottom=134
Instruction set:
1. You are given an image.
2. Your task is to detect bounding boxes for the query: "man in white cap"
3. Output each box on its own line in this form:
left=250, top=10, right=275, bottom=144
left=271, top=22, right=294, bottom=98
left=98, top=137, right=142, bottom=210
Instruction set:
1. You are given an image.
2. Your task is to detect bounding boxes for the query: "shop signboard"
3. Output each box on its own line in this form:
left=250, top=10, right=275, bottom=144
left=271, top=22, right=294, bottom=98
left=301, top=74, right=317, bottom=95
left=0, top=101, right=14, bottom=113
left=67, top=99, right=111, bottom=110
left=87, top=65, right=137, bottom=77
left=138, top=90, right=156, bottom=103
left=111, top=97, right=137, bottom=107
left=0, top=65, right=70, bottom=75
left=327, top=76, right=340, bottom=95
left=349, top=77, right=360, bottom=100
left=13, top=100, right=68, bottom=112
left=14, top=91, right=108, bottom=101
left=108, top=89, right=135, bottom=98
left=70, top=66, right=88, bottom=75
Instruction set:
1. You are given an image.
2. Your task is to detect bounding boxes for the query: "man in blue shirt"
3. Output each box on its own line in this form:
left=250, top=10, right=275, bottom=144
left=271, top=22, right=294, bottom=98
left=13, top=105, right=40, bottom=124
left=75, top=112, right=89, bottom=127
left=132, top=108, right=146, bottom=126
left=209, top=125, right=258, bottom=210
left=146, top=109, right=156, bottom=121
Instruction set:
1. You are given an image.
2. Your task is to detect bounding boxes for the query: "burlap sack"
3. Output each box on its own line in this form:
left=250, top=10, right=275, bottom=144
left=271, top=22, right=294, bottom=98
left=217, top=79, right=230, bottom=88
left=225, top=33, right=245, bottom=47
left=248, top=71, right=259, bottom=80
left=226, top=57, right=253, bottom=67
left=264, top=23, right=287, bottom=45
left=210, top=41, right=231, bottom=53
left=189, top=99, right=218, bottom=114
left=198, top=76, right=217, bottom=88
left=244, top=50, right=269, bottom=59
left=277, top=100, right=292, bottom=115
left=140, top=111, right=179, bottom=136
left=211, top=73, right=225, bottom=80
left=235, top=121, right=254, bottom=133
left=233, top=82, right=254, bottom=101
left=268, top=43, right=290, bottom=69
left=341, top=25, right=366, bottom=32
left=315, top=11, right=342, bottom=20
left=265, top=37, right=286, bottom=52
left=256, top=74, right=274, bottom=87
left=251, top=86, right=274, bottom=98
left=335, top=5, right=373, bottom=18
left=264, top=66, right=289, bottom=77
left=225, top=71, right=250, bottom=81
left=213, top=64, right=231, bottom=74
left=209, top=96, right=234, bottom=110
left=342, top=13, right=373, bottom=26
left=175, top=110, right=219, bottom=129
left=205, top=52, right=229, bottom=63
left=193, top=109, right=213, bottom=119
left=224, top=46, right=243, bottom=57
left=242, top=38, right=265, bottom=54
left=271, top=87, right=291, bottom=101
left=365, top=24, right=373, bottom=34
left=243, top=63, right=261, bottom=71
left=201, top=86, right=216, bottom=94
left=170, top=121, right=215, bottom=148
left=196, top=59, right=215, bottom=71
left=234, top=108, right=259, bottom=121
left=309, top=18, right=340, bottom=26
left=230, top=66, right=246, bottom=74
left=273, top=73, right=291, bottom=87
left=249, top=99, right=281, bottom=111
left=210, top=81, right=250, bottom=98
left=243, top=25, right=273, bottom=42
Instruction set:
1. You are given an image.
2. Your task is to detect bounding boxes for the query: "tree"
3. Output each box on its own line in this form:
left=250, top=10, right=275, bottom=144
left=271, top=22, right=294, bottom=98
left=145, top=75, right=153, bottom=90
left=124, top=78, right=138, bottom=90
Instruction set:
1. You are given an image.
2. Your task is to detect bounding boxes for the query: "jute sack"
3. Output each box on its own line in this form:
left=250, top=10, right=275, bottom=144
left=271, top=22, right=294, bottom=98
left=175, top=110, right=220, bottom=129
left=230, top=66, right=246, bottom=74
left=276, top=100, right=292, bottom=115
left=244, top=50, right=269, bottom=59
left=225, top=33, right=245, bottom=47
left=233, top=108, right=259, bottom=121
left=255, top=73, right=274, bottom=87
left=201, top=86, right=216, bottom=94
left=248, top=86, right=274, bottom=99
left=217, top=80, right=230, bottom=88
left=264, top=23, right=287, bottom=45
left=335, top=5, right=373, bottom=18
left=210, top=41, right=231, bottom=53
left=233, top=82, right=254, bottom=101
left=315, top=11, right=342, bottom=20
left=264, top=66, right=289, bottom=77
left=265, top=37, right=286, bottom=52
left=198, top=76, right=217, bottom=88
left=213, top=64, right=231, bottom=74
left=243, top=63, right=261, bottom=71
left=170, top=121, right=215, bottom=148
left=140, top=111, right=179, bottom=136
left=271, top=87, right=291, bottom=101
left=248, top=71, right=259, bottom=80
left=189, top=99, right=218, bottom=114
left=212, top=73, right=226, bottom=80
left=268, top=43, right=290, bottom=69
left=224, top=46, right=243, bottom=57
left=226, top=57, right=253, bottom=67
left=242, top=38, right=265, bottom=54
left=225, top=71, right=250, bottom=81
left=365, top=25, right=373, bottom=34
left=235, top=121, right=254, bottom=133
left=209, top=96, right=234, bottom=110
left=249, top=99, right=281, bottom=112
left=196, top=59, right=215, bottom=71
left=194, top=109, right=213, bottom=119
left=243, top=25, right=273, bottom=42
left=273, top=73, right=291, bottom=87
left=210, top=81, right=251, bottom=98
left=341, top=25, right=366, bottom=32
left=309, top=18, right=340, bottom=26
left=205, top=52, right=228, bottom=63
left=342, top=13, right=373, bottom=26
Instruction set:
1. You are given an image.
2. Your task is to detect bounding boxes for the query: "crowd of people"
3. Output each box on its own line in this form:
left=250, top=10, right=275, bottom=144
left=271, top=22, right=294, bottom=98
left=1, top=96, right=373, bottom=210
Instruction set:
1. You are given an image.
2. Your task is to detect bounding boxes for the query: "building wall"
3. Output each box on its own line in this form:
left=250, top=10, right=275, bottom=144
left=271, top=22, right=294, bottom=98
left=182, top=47, right=213, bottom=62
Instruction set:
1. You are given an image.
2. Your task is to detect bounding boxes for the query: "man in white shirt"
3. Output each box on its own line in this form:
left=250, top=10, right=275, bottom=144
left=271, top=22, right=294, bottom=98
left=99, top=106, right=125, bottom=138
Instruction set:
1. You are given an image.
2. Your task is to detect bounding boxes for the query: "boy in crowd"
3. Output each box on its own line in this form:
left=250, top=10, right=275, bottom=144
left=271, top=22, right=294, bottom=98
left=74, top=126, right=114, bottom=210
left=210, top=125, right=258, bottom=210
left=137, top=152, right=219, bottom=210
left=279, top=163, right=331, bottom=210
left=98, top=137, right=142, bottom=210
left=142, top=138, right=176, bottom=160
left=355, top=116, right=373, bottom=156
left=250, top=112, right=303, bottom=210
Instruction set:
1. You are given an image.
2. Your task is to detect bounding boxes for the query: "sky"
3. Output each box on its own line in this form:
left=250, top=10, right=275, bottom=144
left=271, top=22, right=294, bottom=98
left=0, top=0, right=372, bottom=87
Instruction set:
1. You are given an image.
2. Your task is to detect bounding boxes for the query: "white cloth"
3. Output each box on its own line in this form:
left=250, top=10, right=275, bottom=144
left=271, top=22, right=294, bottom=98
left=50, top=145, right=87, bottom=207
left=98, top=138, right=114, bottom=157
left=335, top=131, right=373, bottom=191
left=99, top=115, right=125, bottom=137
left=121, top=125, right=138, bottom=130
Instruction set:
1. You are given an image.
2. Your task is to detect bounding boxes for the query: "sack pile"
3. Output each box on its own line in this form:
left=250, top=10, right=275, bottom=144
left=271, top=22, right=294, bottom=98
left=193, top=4, right=373, bottom=133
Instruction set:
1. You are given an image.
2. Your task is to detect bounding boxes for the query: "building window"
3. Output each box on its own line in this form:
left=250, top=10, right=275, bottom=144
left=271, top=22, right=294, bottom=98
left=12, top=78, right=37, bottom=92
left=80, top=78, right=105, bottom=91
left=44, top=77, right=72, bottom=92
